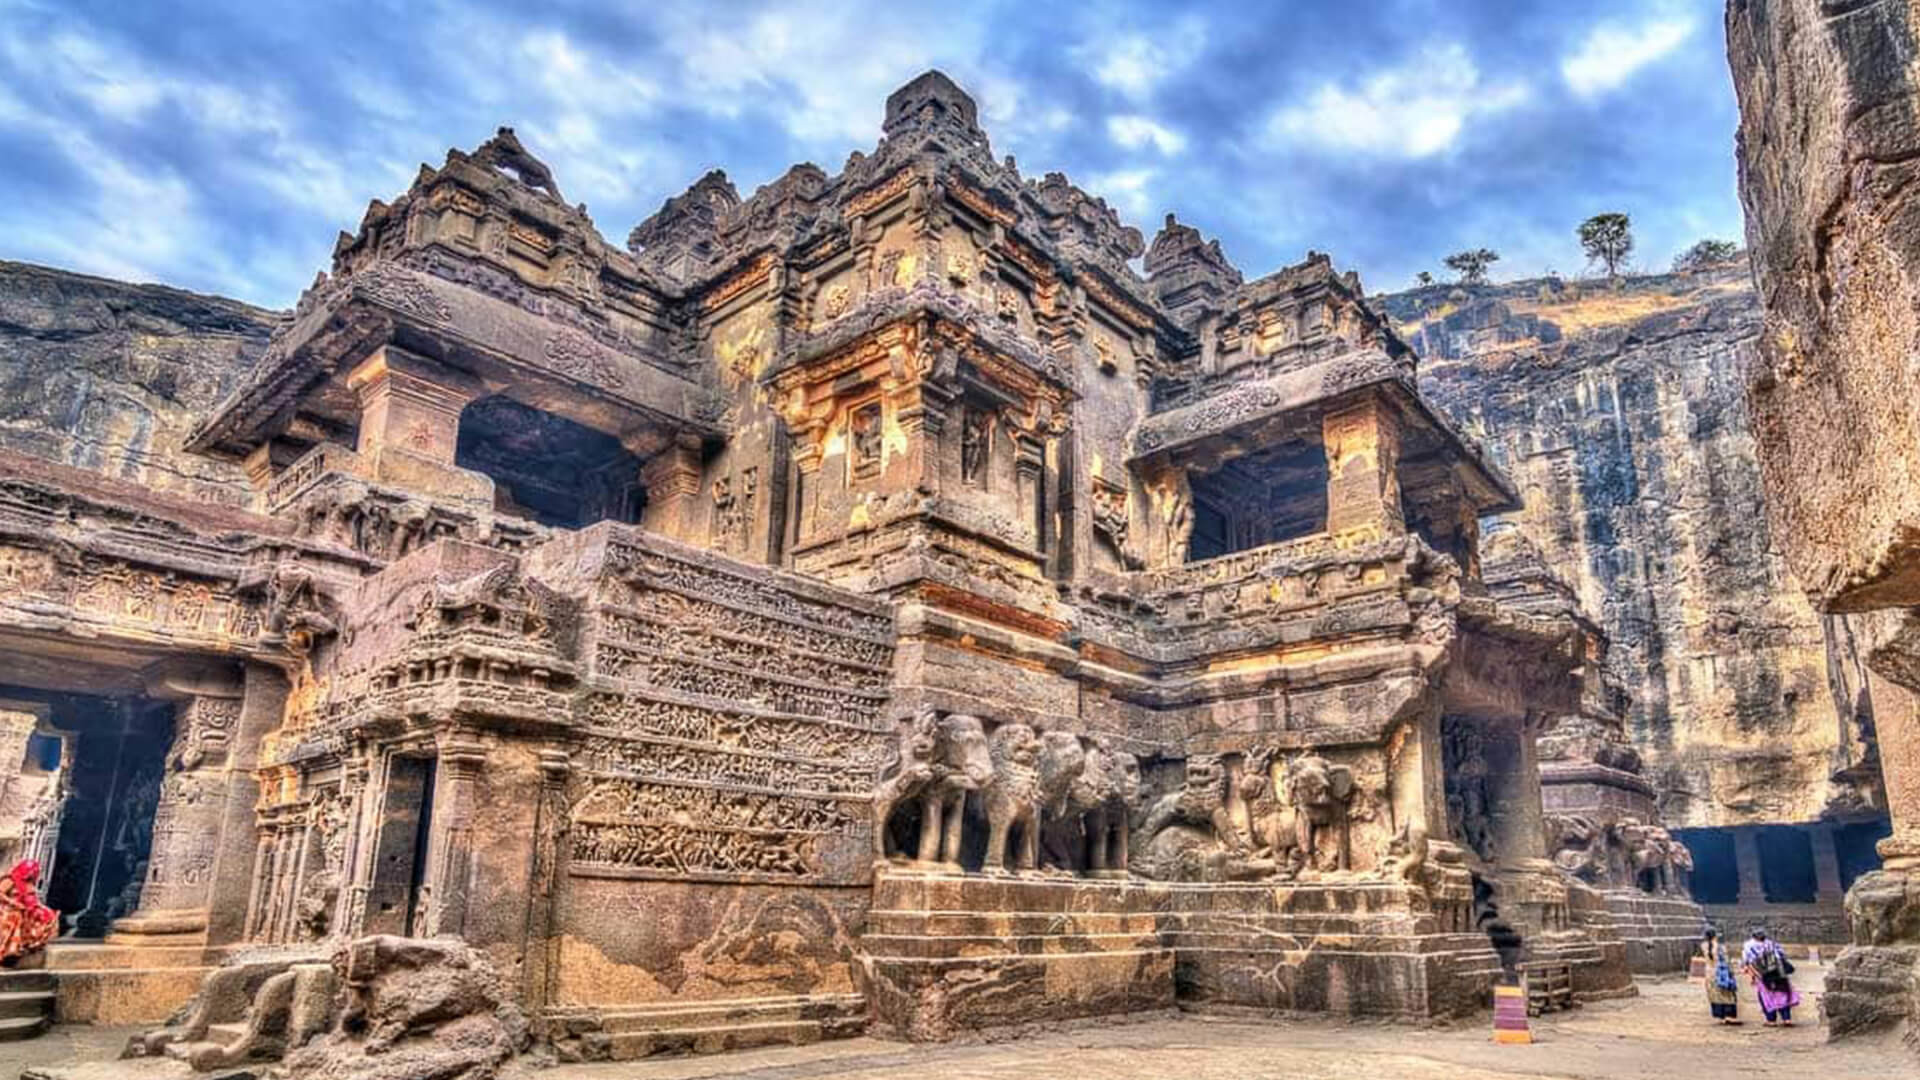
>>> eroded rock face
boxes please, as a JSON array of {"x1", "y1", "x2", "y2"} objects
[
  {"x1": 281, "y1": 935, "x2": 527, "y2": 1080},
  {"x1": 0, "y1": 260, "x2": 276, "y2": 506},
  {"x1": 1385, "y1": 266, "x2": 1879, "y2": 827},
  {"x1": 1728, "y1": 0, "x2": 1920, "y2": 612}
]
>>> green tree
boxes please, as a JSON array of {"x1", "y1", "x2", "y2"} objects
[
  {"x1": 1443, "y1": 249, "x2": 1499, "y2": 286},
  {"x1": 1578, "y1": 213, "x2": 1633, "y2": 279},
  {"x1": 1415, "y1": 271, "x2": 1434, "y2": 287},
  {"x1": 1672, "y1": 238, "x2": 1739, "y2": 271}
]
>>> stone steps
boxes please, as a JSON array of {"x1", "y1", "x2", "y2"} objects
[
  {"x1": 860, "y1": 932, "x2": 1158, "y2": 959},
  {"x1": 571, "y1": 993, "x2": 868, "y2": 1062},
  {"x1": 0, "y1": 971, "x2": 56, "y2": 1041}
]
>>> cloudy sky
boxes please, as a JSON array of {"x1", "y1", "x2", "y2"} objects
[{"x1": 0, "y1": 0, "x2": 1743, "y2": 310}]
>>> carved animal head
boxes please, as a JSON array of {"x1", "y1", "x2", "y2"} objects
[
  {"x1": 1039, "y1": 730, "x2": 1088, "y2": 803},
  {"x1": 938, "y1": 713, "x2": 993, "y2": 789},
  {"x1": 989, "y1": 722, "x2": 1042, "y2": 771},
  {"x1": 1108, "y1": 750, "x2": 1143, "y2": 806},
  {"x1": 1286, "y1": 755, "x2": 1355, "y2": 807}
]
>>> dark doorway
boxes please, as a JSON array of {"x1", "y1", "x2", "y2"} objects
[
  {"x1": 0, "y1": 687, "x2": 170, "y2": 939},
  {"x1": 1756, "y1": 825, "x2": 1817, "y2": 903},
  {"x1": 1675, "y1": 827, "x2": 1738, "y2": 904},
  {"x1": 364, "y1": 754, "x2": 436, "y2": 937},
  {"x1": 1836, "y1": 817, "x2": 1891, "y2": 892}
]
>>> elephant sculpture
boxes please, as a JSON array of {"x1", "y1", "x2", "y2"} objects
[
  {"x1": 1544, "y1": 813, "x2": 1609, "y2": 884},
  {"x1": 1042, "y1": 737, "x2": 1140, "y2": 875},
  {"x1": 1620, "y1": 819, "x2": 1673, "y2": 895},
  {"x1": 1267, "y1": 754, "x2": 1357, "y2": 874},
  {"x1": 887, "y1": 711, "x2": 993, "y2": 869},
  {"x1": 873, "y1": 707, "x2": 941, "y2": 864},
  {"x1": 981, "y1": 722, "x2": 1046, "y2": 873}
]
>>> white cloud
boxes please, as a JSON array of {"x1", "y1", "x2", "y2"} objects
[
  {"x1": 1107, "y1": 115, "x2": 1185, "y2": 155},
  {"x1": 1266, "y1": 44, "x2": 1528, "y2": 159},
  {"x1": 1073, "y1": 18, "x2": 1207, "y2": 101},
  {"x1": 1086, "y1": 168, "x2": 1156, "y2": 219},
  {"x1": 1561, "y1": 17, "x2": 1695, "y2": 98}
]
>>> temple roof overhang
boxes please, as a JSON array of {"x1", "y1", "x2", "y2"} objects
[
  {"x1": 1126, "y1": 347, "x2": 1519, "y2": 515},
  {"x1": 188, "y1": 264, "x2": 725, "y2": 459}
]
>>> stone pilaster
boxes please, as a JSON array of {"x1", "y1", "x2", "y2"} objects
[
  {"x1": 420, "y1": 735, "x2": 487, "y2": 939},
  {"x1": 1812, "y1": 824, "x2": 1846, "y2": 906},
  {"x1": 1322, "y1": 396, "x2": 1404, "y2": 541},
  {"x1": 638, "y1": 431, "x2": 706, "y2": 542},
  {"x1": 522, "y1": 749, "x2": 570, "y2": 1020}
]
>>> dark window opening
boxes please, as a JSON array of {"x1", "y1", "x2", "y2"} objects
[
  {"x1": 1756, "y1": 825, "x2": 1817, "y2": 904},
  {"x1": 24, "y1": 732, "x2": 60, "y2": 772},
  {"x1": 1675, "y1": 827, "x2": 1739, "y2": 904},
  {"x1": 1836, "y1": 818, "x2": 1890, "y2": 892},
  {"x1": 456, "y1": 396, "x2": 646, "y2": 529},
  {"x1": 1184, "y1": 438, "x2": 1328, "y2": 562}
]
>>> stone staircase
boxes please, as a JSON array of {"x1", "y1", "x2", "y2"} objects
[
  {"x1": 551, "y1": 993, "x2": 868, "y2": 1062},
  {"x1": 0, "y1": 970, "x2": 55, "y2": 1041}
]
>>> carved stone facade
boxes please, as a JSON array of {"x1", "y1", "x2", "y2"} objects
[{"x1": 0, "y1": 72, "x2": 1720, "y2": 1067}]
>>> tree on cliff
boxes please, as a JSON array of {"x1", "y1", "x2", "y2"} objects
[
  {"x1": 1578, "y1": 213, "x2": 1633, "y2": 279},
  {"x1": 1672, "y1": 239, "x2": 1739, "y2": 271},
  {"x1": 1443, "y1": 249, "x2": 1499, "y2": 286},
  {"x1": 1415, "y1": 271, "x2": 1434, "y2": 287}
]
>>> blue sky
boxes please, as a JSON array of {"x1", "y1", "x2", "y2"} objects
[{"x1": 0, "y1": 0, "x2": 1743, "y2": 309}]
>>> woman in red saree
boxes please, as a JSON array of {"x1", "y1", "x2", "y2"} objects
[{"x1": 0, "y1": 860, "x2": 56, "y2": 964}]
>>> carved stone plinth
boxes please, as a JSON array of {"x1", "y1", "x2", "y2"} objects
[{"x1": 1824, "y1": 862, "x2": 1920, "y2": 1040}]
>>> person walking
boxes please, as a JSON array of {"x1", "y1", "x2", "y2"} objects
[
  {"x1": 1698, "y1": 928, "x2": 1740, "y2": 1024},
  {"x1": 1741, "y1": 927, "x2": 1801, "y2": 1026}
]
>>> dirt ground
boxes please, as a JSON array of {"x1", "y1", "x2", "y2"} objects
[{"x1": 0, "y1": 964, "x2": 1905, "y2": 1080}]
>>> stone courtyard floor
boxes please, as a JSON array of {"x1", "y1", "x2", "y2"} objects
[{"x1": 0, "y1": 964, "x2": 1905, "y2": 1079}]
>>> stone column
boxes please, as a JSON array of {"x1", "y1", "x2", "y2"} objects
[
  {"x1": 1732, "y1": 827, "x2": 1764, "y2": 905},
  {"x1": 1811, "y1": 823, "x2": 1846, "y2": 906},
  {"x1": 344, "y1": 346, "x2": 491, "y2": 509},
  {"x1": 1322, "y1": 395, "x2": 1404, "y2": 541},
  {"x1": 109, "y1": 668, "x2": 246, "y2": 946}
]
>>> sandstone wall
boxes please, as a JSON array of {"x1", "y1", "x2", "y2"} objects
[
  {"x1": 0, "y1": 260, "x2": 276, "y2": 506},
  {"x1": 1383, "y1": 267, "x2": 1878, "y2": 828}
]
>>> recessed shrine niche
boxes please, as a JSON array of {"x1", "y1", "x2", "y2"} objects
[
  {"x1": 455, "y1": 395, "x2": 647, "y2": 529},
  {"x1": 1185, "y1": 437, "x2": 1330, "y2": 562}
]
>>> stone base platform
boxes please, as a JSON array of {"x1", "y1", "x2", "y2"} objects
[
  {"x1": 1603, "y1": 891, "x2": 1706, "y2": 974},
  {"x1": 856, "y1": 870, "x2": 1554, "y2": 1039},
  {"x1": 41, "y1": 943, "x2": 239, "y2": 1025},
  {"x1": 857, "y1": 871, "x2": 1176, "y2": 1041},
  {"x1": 545, "y1": 993, "x2": 870, "y2": 1062}
]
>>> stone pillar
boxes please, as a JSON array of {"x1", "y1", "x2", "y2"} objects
[
  {"x1": 1732, "y1": 827, "x2": 1764, "y2": 905},
  {"x1": 1811, "y1": 823, "x2": 1846, "y2": 906},
  {"x1": 205, "y1": 664, "x2": 287, "y2": 945},
  {"x1": 344, "y1": 346, "x2": 491, "y2": 508},
  {"x1": 638, "y1": 431, "x2": 706, "y2": 542},
  {"x1": 420, "y1": 734, "x2": 486, "y2": 939},
  {"x1": 1322, "y1": 395, "x2": 1404, "y2": 541},
  {"x1": 109, "y1": 668, "x2": 246, "y2": 945}
]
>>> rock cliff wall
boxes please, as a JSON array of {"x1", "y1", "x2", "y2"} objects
[
  {"x1": 0, "y1": 260, "x2": 276, "y2": 507},
  {"x1": 1383, "y1": 266, "x2": 1881, "y2": 828}
]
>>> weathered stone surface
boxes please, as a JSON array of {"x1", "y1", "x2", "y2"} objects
[
  {"x1": 1727, "y1": 0, "x2": 1920, "y2": 1052},
  {"x1": 1729, "y1": 0, "x2": 1920, "y2": 614},
  {"x1": 1387, "y1": 267, "x2": 1881, "y2": 828},
  {"x1": 0, "y1": 261, "x2": 275, "y2": 506}
]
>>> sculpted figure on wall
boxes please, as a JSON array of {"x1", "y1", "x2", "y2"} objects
[
  {"x1": 1059, "y1": 738, "x2": 1140, "y2": 877},
  {"x1": 874, "y1": 707, "x2": 941, "y2": 865},
  {"x1": 1134, "y1": 754, "x2": 1264, "y2": 882}
]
